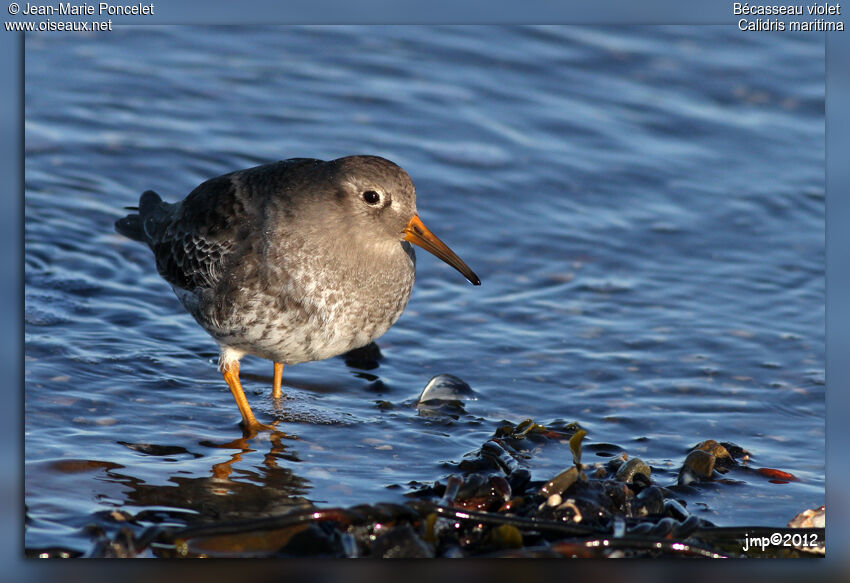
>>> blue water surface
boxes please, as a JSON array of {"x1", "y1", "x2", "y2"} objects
[{"x1": 24, "y1": 26, "x2": 824, "y2": 554}]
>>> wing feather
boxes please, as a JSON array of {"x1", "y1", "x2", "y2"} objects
[{"x1": 146, "y1": 174, "x2": 248, "y2": 291}]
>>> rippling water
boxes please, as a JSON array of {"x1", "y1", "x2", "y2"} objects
[{"x1": 25, "y1": 26, "x2": 824, "y2": 554}]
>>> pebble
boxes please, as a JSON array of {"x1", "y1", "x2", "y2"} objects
[
  {"x1": 663, "y1": 498, "x2": 690, "y2": 521},
  {"x1": 556, "y1": 498, "x2": 583, "y2": 522},
  {"x1": 678, "y1": 450, "x2": 716, "y2": 486},
  {"x1": 416, "y1": 374, "x2": 476, "y2": 404},
  {"x1": 488, "y1": 524, "x2": 523, "y2": 549},
  {"x1": 370, "y1": 524, "x2": 434, "y2": 558},
  {"x1": 787, "y1": 506, "x2": 825, "y2": 529},
  {"x1": 615, "y1": 457, "x2": 651, "y2": 484},
  {"x1": 539, "y1": 466, "x2": 579, "y2": 497},
  {"x1": 694, "y1": 439, "x2": 730, "y2": 459},
  {"x1": 787, "y1": 506, "x2": 825, "y2": 556},
  {"x1": 631, "y1": 485, "x2": 665, "y2": 517}
]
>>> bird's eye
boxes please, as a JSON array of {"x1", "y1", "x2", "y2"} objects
[{"x1": 362, "y1": 190, "x2": 381, "y2": 205}]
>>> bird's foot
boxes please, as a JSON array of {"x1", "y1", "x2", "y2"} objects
[{"x1": 239, "y1": 418, "x2": 277, "y2": 436}]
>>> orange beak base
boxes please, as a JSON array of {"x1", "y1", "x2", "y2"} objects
[{"x1": 403, "y1": 215, "x2": 480, "y2": 285}]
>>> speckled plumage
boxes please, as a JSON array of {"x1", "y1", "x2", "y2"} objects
[
  {"x1": 116, "y1": 155, "x2": 479, "y2": 430},
  {"x1": 119, "y1": 156, "x2": 418, "y2": 364}
]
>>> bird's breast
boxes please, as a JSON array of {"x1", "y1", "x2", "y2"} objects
[
  {"x1": 237, "y1": 240, "x2": 416, "y2": 363},
  {"x1": 303, "y1": 243, "x2": 415, "y2": 341}
]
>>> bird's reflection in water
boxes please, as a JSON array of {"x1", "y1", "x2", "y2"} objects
[
  {"x1": 207, "y1": 426, "x2": 293, "y2": 482},
  {"x1": 99, "y1": 342, "x2": 388, "y2": 526},
  {"x1": 105, "y1": 428, "x2": 313, "y2": 525}
]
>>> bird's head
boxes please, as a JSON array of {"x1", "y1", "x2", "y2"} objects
[{"x1": 322, "y1": 155, "x2": 480, "y2": 285}]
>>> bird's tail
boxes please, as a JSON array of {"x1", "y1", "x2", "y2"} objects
[{"x1": 114, "y1": 190, "x2": 162, "y2": 242}]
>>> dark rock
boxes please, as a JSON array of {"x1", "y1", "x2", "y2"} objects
[
  {"x1": 630, "y1": 485, "x2": 665, "y2": 517},
  {"x1": 602, "y1": 480, "x2": 632, "y2": 511},
  {"x1": 720, "y1": 441, "x2": 751, "y2": 460},
  {"x1": 370, "y1": 524, "x2": 434, "y2": 558},
  {"x1": 91, "y1": 528, "x2": 140, "y2": 558},
  {"x1": 663, "y1": 498, "x2": 690, "y2": 521},
  {"x1": 648, "y1": 516, "x2": 679, "y2": 536},
  {"x1": 454, "y1": 474, "x2": 513, "y2": 511},
  {"x1": 456, "y1": 473, "x2": 487, "y2": 499},
  {"x1": 279, "y1": 523, "x2": 340, "y2": 557},
  {"x1": 457, "y1": 455, "x2": 500, "y2": 473},
  {"x1": 630, "y1": 472, "x2": 653, "y2": 490},
  {"x1": 671, "y1": 515, "x2": 703, "y2": 538},
  {"x1": 605, "y1": 457, "x2": 626, "y2": 475},
  {"x1": 507, "y1": 468, "x2": 531, "y2": 492},
  {"x1": 480, "y1": 440, "x2": 519, "y2": 474},
  {"x1": 489, "y1": 475, "x2": 512, "y2": 501},
  {"x1": 442, "y1": 545, "x2": 465, "y2": 558}
]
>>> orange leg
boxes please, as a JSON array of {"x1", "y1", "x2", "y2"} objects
[
  {"x1": 272, "y1": 362, "x2": 284, "y2": 400},
  {"x1": 221, "y1": 360, "x2": 273, "y2": 432}
]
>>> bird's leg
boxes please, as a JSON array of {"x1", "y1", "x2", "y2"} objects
[
  {"x1": 272, "y1": 362, "x2": 284, "y2": 400},
  {"x1": 221, "y1": 360, "x2": 273, "y2": 432}
]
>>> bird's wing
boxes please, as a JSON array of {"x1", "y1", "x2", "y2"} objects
[
  {"x1": 143, "y1": 158, "x2": 323, "y2": 292},
  {"x1": 145, "y1": 173, "x2": 254, "y2": 292}
]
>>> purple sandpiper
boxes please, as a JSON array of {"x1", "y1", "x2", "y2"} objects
[{"x1": 116, "y1": 156, "x2": 480, "y2": 431}]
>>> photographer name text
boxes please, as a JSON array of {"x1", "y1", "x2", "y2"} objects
[{"x1": 19, "y1": 2, "x2": 153, "y2": 15}]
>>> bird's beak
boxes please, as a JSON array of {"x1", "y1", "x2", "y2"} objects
[{"x1": 403, "y1": 215, "x2": 481, "y2": 285}]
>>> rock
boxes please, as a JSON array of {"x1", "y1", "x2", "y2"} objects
[
  {"x1": 720, "y1": 441, "x2": 751, "y2": 460},
  {"x1": 630, "y1": 485, "x2": 665, "y2": 517},
  {"x1": 488, "y1": 524, "x2": 523, "y2": 549},
  {"x1": 442, "y1": 545, "x2": 464, "y2": 558},
  {"x1": 507, "y1": 469, "x2": 531, "y2": 492},
  {"x1": 788, "y1": 506, "x2": 825, "y2": 529},
  {"x1": 605, "y1": 457, "x2": 625, "y2": 475},
  {"x1": 615, "y1": 458, "x2": 651, "y2": 484},
  {"x1": 694, "y1": 439, "x2": 730, "y2": 459},
  {"x1": 603, "y1": 480, "x2": 631, "y2": 510},
  {"x1": 787, "y1": 506, "x2": 825, "y2": 556},
  {"x1": 456, "y1": 473, "x2": 486, "y2": 500},
  {"x1": 417, "y1": 374, "x2": 475, "y2": 404},
  {"x1": 539, "y1": 467, "x2": 579, "y2": 497},
  {"x1": 416, "y1": 375, "x2": 476, "y2": 417},
  {"x1": 678, "y1": 450, "x2": 716, "y2": 486},
  {"x1": 663, "y1": 498, "x2": 689, "y2": 521},
  {"x1": 370, "y1": 524, "x2": 434, "y2": 558},
  {"x1": 479, "y1": 440, "x2": 519, "y2": 474},
  {"x1": 489, "y1": 476, "x2": 512, "y2": 501},
  {"x1": 278, "y1": 523, "x2": 339, "y2": 557}
]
